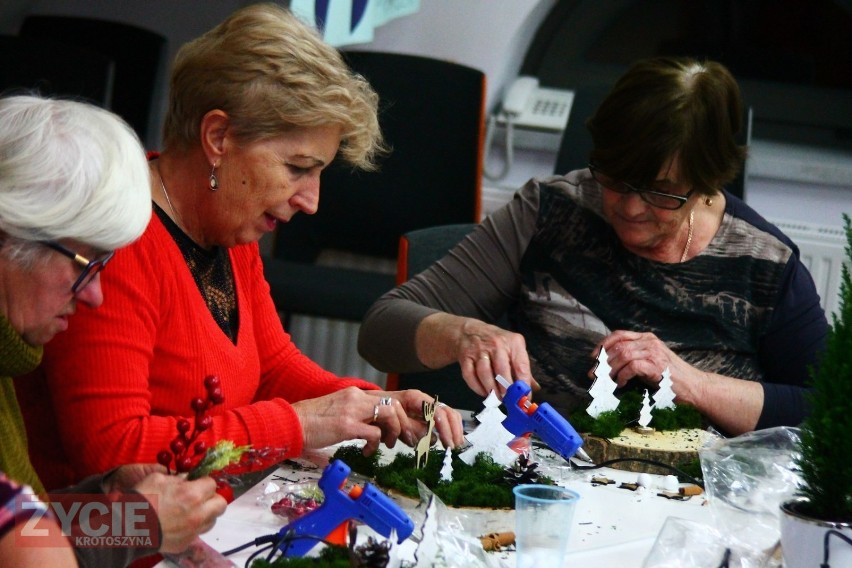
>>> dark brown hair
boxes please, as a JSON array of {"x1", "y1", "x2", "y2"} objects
[{"x1": 587, "y1": 57, "x2": 747, "y2": 195}]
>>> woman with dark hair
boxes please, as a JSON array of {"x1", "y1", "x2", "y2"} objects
[{"x1": 359, "y1": 57, "x2": 828, "y2": 436}]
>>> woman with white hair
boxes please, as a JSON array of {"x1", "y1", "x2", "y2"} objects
[{"x1": 0, "y1": 95, "x2": 226, "y2": 567}]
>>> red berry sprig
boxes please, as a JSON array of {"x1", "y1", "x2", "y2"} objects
[{"x1": 157, "y1": 375, "x2": 225, "y2": 474}]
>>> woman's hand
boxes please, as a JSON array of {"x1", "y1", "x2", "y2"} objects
[
  {"x1": 593, "y1": 330, "x2": 699, "y2": 393},
  {"x1": 592, "y1": 329, "x2": 764, "y2": 435},
  {"x1": 129, "y1": 469, "x2": 227, "y2": 554},
  {"x1": 292, "y1": 387, "x2": 464, "y2": 456},
  {"x1": 370, "y1": 389, "x2": 465, "y2": 450},
  {"x1": 418, "y1": 313, "x2": 538, "y2": 397}
]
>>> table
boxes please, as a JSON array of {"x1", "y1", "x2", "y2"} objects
[{"x1": 193, "y1": 441, "x2": 713, "y2": 567}]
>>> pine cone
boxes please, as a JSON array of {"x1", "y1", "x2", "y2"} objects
[
  {"x1": 352, "y1": 537, "x2": 391, "y2": 567},
  {"x1": 503, "y1": 453, "x2": 542, "y2": 487}
]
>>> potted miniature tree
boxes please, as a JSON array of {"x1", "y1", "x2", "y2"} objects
[{"x1": 780, "y1": 214, "x2": 852, "y2": 567}]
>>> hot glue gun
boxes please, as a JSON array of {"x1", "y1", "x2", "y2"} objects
[
  {"x1": 497, "y1": 375, "x2": 593, "y2": 464},
  {"x1": 277, "y1": 459, "x2": 414, "y2": 557}
]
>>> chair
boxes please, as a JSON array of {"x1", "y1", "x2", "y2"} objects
[
  {"x1": 385, "y1": 223, "x2": 483, "y2": 410},
  {"x1": 0, "y1": 34, "x2": 114, "y2": 106},
  {"x1": 18, "y1": 15, "x2": 167, "y2": 146},
  {"x1": 264, "y1": 51, "x2": 485, "y2": 326},
  {"x1": 554, "y1": 86, "x2": 753, "y2": 200},
  {"x1": 552, "y1": 85, "x2": 611, "y2": 176}
]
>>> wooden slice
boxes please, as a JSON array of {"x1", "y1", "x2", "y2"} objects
[{"x1": 581, "y1": 428, "x2": 714, "y2": 475}]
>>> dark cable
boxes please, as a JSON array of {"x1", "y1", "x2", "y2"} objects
[
  {"x1": 717, "y1": 547, "x2": 731, "y2": 568},
  {"x1": 220, "y1": 534, "x2": 279, "y2": 557},
  {"x1": 244, "y1": 543, "x2": 275, "y2": 568},
  {"x1": 227, "y1": 527, "x2": 344, "y2": 567},
  {"x1": 571, "y1": 457, "x2": 704, "y2": 487},
  {"x1": 821, "y1": 528, "x2": 852, "y2": 568}
]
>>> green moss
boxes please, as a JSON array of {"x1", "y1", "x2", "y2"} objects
[
  {"x1": 570, "y1": 409, "x2": 624, "y2": 438},
  {"x1": 616, "y1": 390, "x2": 643, "y2": 424},
  {"x1": 650, "y1": 404, "x2": 702, "y2": 430},
  {"x1": 330, "y1": 444, "x2": 382, "y2": 478},
  {"x1": 675, "y1": 458, "x2": 703, "y2": 484},
  {"x1": 332, "y1": 446, "x2": 553, "y2": 508},
  {"x1": 250, "y1": 544, "x2": 350, "y2": 567},
  {"x1": 569, "y1": 389, "x2": 702, "y2": 437}
]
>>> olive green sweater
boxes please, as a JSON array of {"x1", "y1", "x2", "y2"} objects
[
  {"x1": 1, "y1": 314, "x2": 160, "y2": 566},
  {"x1": 0, "y1": 313, "x2": 45, "y2": 496}
]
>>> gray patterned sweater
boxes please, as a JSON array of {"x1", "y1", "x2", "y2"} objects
[{"x1": 359, "y1": 169, "x2": 829, "y2": 431}]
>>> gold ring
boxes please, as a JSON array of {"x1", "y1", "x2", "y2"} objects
[
  {"x1": 370, "y1": 404, "x2": 379, "y2": 423},
  {"x1": 379, "y1": 397, "x2": 393, "y2": 406},
  {"x1": 480, "y1": 354, "x2": 491, "y2": 361}
]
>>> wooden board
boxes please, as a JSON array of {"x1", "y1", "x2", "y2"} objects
[{"x1": 582, "y1": 428, "x2": 714, "y2": 475}]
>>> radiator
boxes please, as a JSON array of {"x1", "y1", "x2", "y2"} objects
[
  {"x1": 774, "y1": 219, "x2": 847, "y2": 318},
  {"x1": 287, "y1": 315, "x2": 386, "y2": 386},
  {"x1": 284, "y1": 250, "x2": 394, "y2": 387}
]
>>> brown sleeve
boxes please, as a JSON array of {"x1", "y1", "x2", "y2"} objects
[
  {"x1": 358, "y1": 179, "x2": 542, "y2": 372},
  {"x1": 55, "y1": 474, "x2": 162, "y2": 568}
]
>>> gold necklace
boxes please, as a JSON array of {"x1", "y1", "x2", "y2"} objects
[
  {"x1": 680, "y1": 208, "x2": 695, "y2": 263},
  {"x1": 155, "y1": 162, "x2": 187, "y2": 233}
]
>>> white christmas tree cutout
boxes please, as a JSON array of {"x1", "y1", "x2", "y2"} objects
[
  {"x1": 439, "y1": 447, "x2": 453, "y2": 482},
  {"x1": 458, "y1": 390, "x2": 518, "y2": 467},
  {"x1": 585, "y1": 345, "x2": 676, "y2": 428},
  {"x1": 638, "y1": 388, "x2": 653, "y2": 428},
  {"x1": 586, "y1": 346, "x2": 621, "y2": 418},
  {"x1": 654, "y1": 367, "x2": 676, "y2": 409}
]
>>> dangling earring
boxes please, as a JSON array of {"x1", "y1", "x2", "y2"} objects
[
  {"x1": 704, "y1": 196, "x2": 713, "y2": 207},
  {"x1": 209, "y1": 164, "x2": 219, "y2": 191}
]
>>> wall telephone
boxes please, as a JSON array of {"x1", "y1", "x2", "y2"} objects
[
  {"x1": 500, "y1": 76, "x2": 574, "y2": 132},
  {"x1": 484, "y1": 76, "x2": 574, "y2": 181}
]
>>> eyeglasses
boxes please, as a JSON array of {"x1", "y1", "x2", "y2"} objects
[
  {"x1": 588, "y1": 163, "x2": 695, "y2": 210},
  {"x1": 42, "y1": 241, "x2": 115, "y2": 294}
]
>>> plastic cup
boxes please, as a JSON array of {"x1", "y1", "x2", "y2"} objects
[{"x1": 513, "y1": 484, "x2": 579, "y2": 568}]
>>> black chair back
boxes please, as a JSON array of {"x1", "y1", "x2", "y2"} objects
[
  {"x1": 19, "y1": 15, "x2": 167, "y2": 145},
  {"x1": 0, "y1": 34, "x2": 114, "y2": 106},
  {"x1": 389, "y1": 223, "x2": 483, "y2": 410},
  {"x1": 267, "y1": 51, "x2": 485, "y2": 323}
]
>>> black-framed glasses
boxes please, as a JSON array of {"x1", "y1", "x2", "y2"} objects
[
  {"x1": 42, "y1": 241, "x2": 115, "y2": 294},
  {"x1": 588, "y1": 163, "x2": 695, "y2": 210}
]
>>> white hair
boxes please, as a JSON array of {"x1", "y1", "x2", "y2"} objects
[{"x1": 0, "y1": 95, "x2": 151, "y2": 254}]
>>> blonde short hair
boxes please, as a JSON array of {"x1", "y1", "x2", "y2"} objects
[{"x1": 163, "y1": 3, "x2": 384, "y2": 170}]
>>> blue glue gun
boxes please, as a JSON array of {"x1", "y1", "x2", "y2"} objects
[
  {"x1": 277, "y1": 459, "x2": 414, "y2": 557},
  {"x1": 499, "y1": 376, "x2": 590, "y2": 462}
]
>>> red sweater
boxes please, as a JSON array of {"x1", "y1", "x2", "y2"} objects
[{"x1": 18, "y1": 213, "x2": 377, "y2": 490}]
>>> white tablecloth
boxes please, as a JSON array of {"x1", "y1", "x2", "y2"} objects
[{"x1": 194, "y1": 442, "x2": 713, "y2": 567}]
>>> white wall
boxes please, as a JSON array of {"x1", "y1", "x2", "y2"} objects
[
  {"x1": 346, "y1": 0, "x2": 555, "y2": 113},
  {"x1": 3, "y1": 0, "x2": 554, "y2": 146},
  {"x1": 4, "y1": 0, "x2": 851, "y2": 228},
  {"x1": 338, "y1": 1, "x2": 852, "y2": 230}
]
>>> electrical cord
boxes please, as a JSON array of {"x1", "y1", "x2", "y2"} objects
[
  {"x1": 822, "y1": 528, "x2": 852, "y2": 568},
  {"x1": 482, "y1": 112, "x2": 514, "y2": 181},
  {"x1": 570, "y1": 456, "x2": 705, "y2": 488},
  {"x1": 220, "y1": 534, "x2": 281, "y2": 557},
  {"x1": 221, "y1": 526, "x2": 341, "y2": 568}
]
